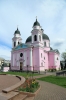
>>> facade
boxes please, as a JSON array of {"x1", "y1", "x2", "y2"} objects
[{"x1": 11, "y1": 18, "x2": 60, "y2": 72}]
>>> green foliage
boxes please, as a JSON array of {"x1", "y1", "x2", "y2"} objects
[
  {"x1": 48, "y1": 69, "x2": 56, "y2": 72},
  {"x1": 19, "y1": 79, "x2": 40, "y2": 93},
  {"x1": 0, "y1": 71, "x2": 40, "y2": 78},
  {"x1": 38, "y1": 75, "x2": 66, "y2": 88},
  {"x1": 61, "y1": 52, "x2": 66, "y2": 60}
]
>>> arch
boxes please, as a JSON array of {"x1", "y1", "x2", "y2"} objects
[
  {"x1": 44, "y1": 42, "x2": 46, "y2": 47},
  {"x1": 18, "y1": 41, "x2": 19, "y2": 45},
  {"x1": 34, "y1": 35, "x2": 37, "y2": 41},
  {"x1": 14, "y1": 42, "x2": 16, "y2": 47}
]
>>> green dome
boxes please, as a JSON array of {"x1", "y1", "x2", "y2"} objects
[
  {"x1": 14, "y1": 28, "x2": 20, "y2": 34},
  {"x1": 26, "y1": 36, "x2": 32, "y2": 43},
  {"x1": 50, "y1": 47, "x2": 53, "y2": 50},
  {"x1": 42, "y1": 34, "x2": 49, "y2": 40},
  {"x1": 25, "y1": 34, "x2": 49, "y2": 43},
  {"x1": 33, "y1": 19, "x2": 40, "y2": 27}
]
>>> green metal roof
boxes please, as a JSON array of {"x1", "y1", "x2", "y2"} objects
[
  {"x1": 50, "y1": 47, "x2": 53, "y2": 50},
  {"x1": 33, "y1": 19, "x2": 40, "y2": 27},
  {"x1": 14, "y1": 43, "x2": 30, "y2": 50},
  {"x1": 14, "y1": 28, "x2": 20, "y2": 34}
]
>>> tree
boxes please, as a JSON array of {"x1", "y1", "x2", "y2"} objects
[
  {"x1": 61, "y1": 52, "x2": 66, "y2": 61},
  {"x1": 61, "y1": 52, "x2": 66, "y2": 70}
]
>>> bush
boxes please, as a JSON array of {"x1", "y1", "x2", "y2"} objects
[{"x1": 19, "y1": 78, "x2": 40, "y2": 93}]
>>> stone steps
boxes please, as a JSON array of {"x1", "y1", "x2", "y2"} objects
[
  {"x1": 24, "y1": 96, "x2": 34, "y2": 100},
  {"x1": 10, "y1": 93, "x2": 27, "y2": 100},
  {"x1": 0, "y1": 91, "x2": 19, "y2": 100}
]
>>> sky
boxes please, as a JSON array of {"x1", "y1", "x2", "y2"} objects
[{"x1": 0, "y1": 0, "x2": 66, "y2": 60}]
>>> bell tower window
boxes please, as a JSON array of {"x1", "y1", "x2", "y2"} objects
[
  {"x1": 44, "y1": 42, "x2": 46, "y2": 47},
  {"x1": 34, "y1": 35, "x2": 37, "y2": 41},
  {"x1": 14, "y1": 42, "x2": 16, "y2": 47},
  {"x1": 18, "y1": 42, "x2": 19, "y2": 45}
]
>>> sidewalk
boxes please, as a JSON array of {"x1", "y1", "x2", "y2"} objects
[{"x1": 33, "y1": 72, "x2": 66, "y2": 100}]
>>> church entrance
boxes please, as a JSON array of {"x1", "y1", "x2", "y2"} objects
[{"x1": 20, "y1": 62, "x2": 23, "y2": 70}]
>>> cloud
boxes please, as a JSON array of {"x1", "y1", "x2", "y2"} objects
[
  {"x1": 0, "y1": 45, "x2": 11, "y2": 60},
  {"x1": 53, "y1": 38, "x2": 65, "y2": 47},
  {"x1": 0, "y1": 0, "x2": 66, "y2": 57}
]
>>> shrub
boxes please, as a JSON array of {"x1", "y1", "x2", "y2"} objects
[{"x1": 19, "y1": 78, "x2": 39, "y2": 93}]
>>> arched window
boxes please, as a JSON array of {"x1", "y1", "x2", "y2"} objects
[
  {"x1": 14, "y1": 42, "x2": 16, "y2": 47},
  {"x1": 57, "y1": 57, "x2": 58, "y2": 60},
  {"x1": 34, "y1": 35, "x2": 37, "y2": 41},
  {"x1": 41, "y1": 53, "x2": 42, "y2": 58},
  {"x1": 20, "y1": 53, "x2": 23, "y2": 57},
  {"x1": 39, "y1": 35, "x2": 41, "y2": 41},
  {"x1": 18, "y1": 41, "x2": 19, "y2": 45},
  {"x1": 44, "y1": 42, "x2": 46, "y2": 47},
  {"x1": 41, "y1": 62, "x2": 43, "y2": 66},
  {"x1": 44, "y1": 57, "x2": 45, "y2": 60}
]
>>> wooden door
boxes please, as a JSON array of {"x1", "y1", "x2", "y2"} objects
[{"x1": 20, "y1": 62, "x2": 22, "y2": 70}]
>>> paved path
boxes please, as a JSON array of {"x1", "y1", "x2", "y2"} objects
[
  {"x1": 0, "y1": 75, "x2": 20, "y2": 92},
  {"x1": 33, "y1": 73, "x2": 66, "y2": 100}
]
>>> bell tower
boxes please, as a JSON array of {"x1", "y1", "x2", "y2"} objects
[
  {"x1": 31, "y1": 17, "x2": 43, "y2": 47},
  {"x1": 12, "y1": 27, "x2": 22, "y2": 48}
]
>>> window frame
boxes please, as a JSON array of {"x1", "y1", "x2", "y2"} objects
[{"x1": 34, "y1": 35, "x2": 37, "y2": 41}]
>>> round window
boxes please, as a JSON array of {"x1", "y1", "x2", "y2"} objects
[{"x1": 20, "y1": 53, "x2": 23, "y2": 57}]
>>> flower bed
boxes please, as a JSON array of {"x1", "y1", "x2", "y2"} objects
[{"x1": 19, "y1": 78, "x2": 40, "y2": 93}]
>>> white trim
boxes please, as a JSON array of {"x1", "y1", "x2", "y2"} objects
[
  {"x1": 24, "y1": 52, "x2": 26, "y2": 66},
  {"x1": 30, "y1": 48, "x2": 32, "y2": 66},
  {"x1": 13, "y1": 54, "x2": 14, "y2": 66}
]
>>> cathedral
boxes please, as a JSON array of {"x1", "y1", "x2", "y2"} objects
[{"x1": 11, "y1": 18, "x2": 60, "y2": 72}]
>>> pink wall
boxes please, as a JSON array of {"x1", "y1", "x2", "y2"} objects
[
  {"x1": 3, "y1": 67, "x2": 9, "y2": 72},
  {"x1": 44, "y1": 47, "x2": 50, "y2": 51},
  {"x1": 33, "y1": 47, "x2": 39, "y2": 71},
  {"x1": 48, "y1": 52, "x2": 55, "y2": 69},
  {"x1": 55, "y1": 53, "x2": 60, "y2": 70},
  {"x1": 44, "y1": 52, "x2": 48, "y2": 70}
]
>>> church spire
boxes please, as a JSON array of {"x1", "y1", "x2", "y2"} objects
[
  {"x1": 33, "y1": 16, "x2": 40, "y2": 27},
  {"x1": 36, "y1": 16, "x2": 37, "y2": 22}
]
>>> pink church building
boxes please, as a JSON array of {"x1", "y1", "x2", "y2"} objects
[{"x1": 11, "y1": 18, "x2": 60, "y2": 72}]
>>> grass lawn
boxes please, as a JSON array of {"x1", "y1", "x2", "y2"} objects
[
  {"x1": 38, "y1": 75, "x2": 66, "y2": 88},
  {"x1": 0, "y1": 71, "x2": 40, "y2": 78}
]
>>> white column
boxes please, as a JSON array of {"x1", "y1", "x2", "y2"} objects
[
  {"x1": 37, "y1": 34, "x2": 39, "y2": 41},
  {"x1": 16, "y1": 40, "x2": 18, "y2": 46},
  {"x1": 13, "y1": 54, "x2": 14, "y2": 66},
  {"x1": 24, "y1": 52, "x2": 26, "y2": 66},
  {"x1": 30, "y1": 48, "x2": 32, "y2": 66},
  {"x1": 17, "y1": 53, "x2": 19, "y2": 66},
  {"x1": 32, "y1": 35, "x2": 33, "y2": 43}
]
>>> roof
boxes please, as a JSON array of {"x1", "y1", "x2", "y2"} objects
[
  {"x1": 25, "y1": 33, "x2": 50, "y2": 43},
  {"x1": 54, "y1": 49, "x2": 60, "y2": 54},
  {"x1": 33, "y1": 18, "x2": 40, "y2": 27},
  {"x1": 49, "y1": 49, "x2": 60, "y2": 54},
  {"x1": 50, "y1": 47, "x2": 53, "y2": 50},
  {"x1": 13, "y1": 43, "x2": 30, "y2": 50},
  {"x1": 14, "y1": 27, "x2": 20, "y2": 35}
]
